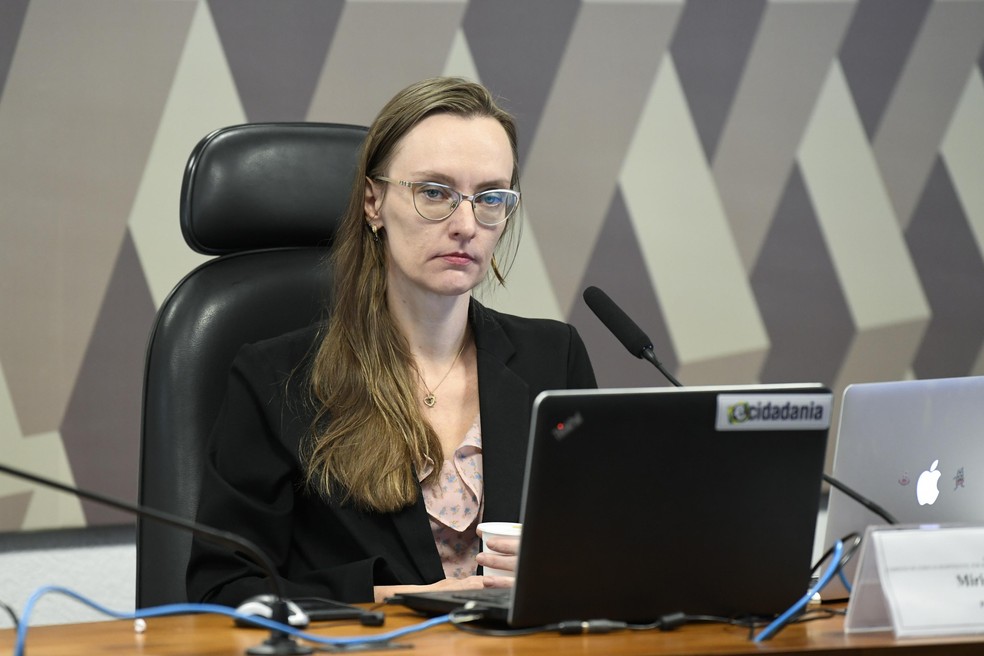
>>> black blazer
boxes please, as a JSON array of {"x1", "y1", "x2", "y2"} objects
[{"x1": 186, "y1": 299, "x2": 596, "y2": 605}]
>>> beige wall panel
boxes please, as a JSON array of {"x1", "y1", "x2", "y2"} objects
[
  {"x1": 623, "y1": 55, "x2": 767, "y2": 371},
  {"x1": 0, "y1": 361, "x2": 83, "y2": 532},
  {"x1": 0, "y1": 492, "x2": 31, "y2": 533},
  {"x1": 799, "y1": 63, "x2": 930, "y2": 330},
  {"x1": 675, "y1": 350, "x2": 768, "y2": 388},
  {"x1": 713, "y1": 0, "x2": 855, "y2": 271},
  {"x1": 874, "y1": 0, "x2": 984, "y2": 229},
  {"x1": 522, "y1": 1, "x2": 682, "y2": 313},
  {"x1": 442, "y1": 28, "x2": 479, "y2": 81},
  {"x1": 941, "y1": 68, "x2": 984, "y2": 258},
  {"x1": 129, "y1": 1, "x2": 243, "y2": 306},
  {"x1": 0, "y1": 0, "x2": 195, "y2": 434},
  {"x1": 833, "y1": 319, "x2": 929, "y2": 392},
  {"x1": 973, "y1": 346, "x2": 984, "y2": 376},
  {"x1": 307, "y1": 0, "x2": 467, "y2": 124}
]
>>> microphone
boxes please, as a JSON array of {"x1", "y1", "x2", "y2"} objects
[
  {"x1": 0, "y1": 462, "x2": 313, "y2": 655},
  {"x1": 580, "y1": 286, "x2": 897, "y2": 526},
  {"x1": 582, "y1": 285, "x2": 682, "y2": 387}
]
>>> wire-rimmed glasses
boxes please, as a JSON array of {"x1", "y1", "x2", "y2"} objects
[{"x1": 374, "y1": 176, "x2": 519, "y2": 226}]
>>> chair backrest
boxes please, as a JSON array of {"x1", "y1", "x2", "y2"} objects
[{"x1": 136, "y1": 122, "x2": 367, "y2": 608}]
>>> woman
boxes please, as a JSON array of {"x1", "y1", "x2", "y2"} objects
[{"x1": 186, "y1": 77, "x2": 596, "y2": 605}]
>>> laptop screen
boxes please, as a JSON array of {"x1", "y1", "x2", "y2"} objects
[
  {"x1": 821, "y1": 375, "x2": 984, "y2": 600},
  {"x1": 505, "y1": 384, "x2": 831, "y2": 626},
  {"x1": 397, "y1": 383, "x2": 831, "y2": 626}
]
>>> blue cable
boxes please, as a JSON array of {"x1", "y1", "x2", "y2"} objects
[
  {"x1": 752, "y1": 539, "x2": 844, "y2": 642},
  {"x1": 838, "y1": 567, "x2": 853, "y2": 594},
  {"x1": 14, "y1": 585, "x2": 450, "y2": 656}
]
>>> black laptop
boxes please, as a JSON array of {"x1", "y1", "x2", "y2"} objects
[{"x1": 398, "y1": 384, "x2": 832, "y2": 627}]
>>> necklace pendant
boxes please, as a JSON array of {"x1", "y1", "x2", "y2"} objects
[{"x1": 423, "y1": 394, "x2": 436, "y2": 408}]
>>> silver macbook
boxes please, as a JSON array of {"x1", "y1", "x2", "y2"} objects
[
  {"x1": 399, "y1": 383, "x2": 832, "y2": 627},
  {"x1": 821, "y1": 375, "x2": 984, "y2": 601}
]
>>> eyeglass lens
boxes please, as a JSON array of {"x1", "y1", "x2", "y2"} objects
[{"x1": 412, "y1": 183, "x2": 517, "y2": 225}]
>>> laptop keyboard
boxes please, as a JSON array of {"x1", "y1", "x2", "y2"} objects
[{"x1": 448, "y1": 588, "x2": 513, "y2": 605}]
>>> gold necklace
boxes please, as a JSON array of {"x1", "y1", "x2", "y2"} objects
[{"x1": 418, "y1": 337, "x2": 467, "y2": 408}]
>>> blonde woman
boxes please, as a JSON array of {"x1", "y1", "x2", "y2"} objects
[{"x1": 187, "y1": 77, "x2": 596, "y2": 605}]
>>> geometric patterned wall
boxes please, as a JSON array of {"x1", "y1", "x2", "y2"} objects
[{"x1": 1, "y1": 0, "x2": 982, "y2": 532}]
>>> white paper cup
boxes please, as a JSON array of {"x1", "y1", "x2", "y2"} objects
[{"x1": 477, "y1": 522, "x2": 522, "y2": 577}]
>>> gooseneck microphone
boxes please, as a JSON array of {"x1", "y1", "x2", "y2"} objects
[
  {"x1": 582, "y1": 286, "x2": 682, "y2": 387},
  {"x1": 581, "y1": 286, "x2": 897, "y2": 526},
  {"x1": 0, "y1": 462, "x2": 313, "y2": 655}
]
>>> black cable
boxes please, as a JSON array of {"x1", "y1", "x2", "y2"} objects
[
  {"x1": 449, "y1": 609, "x2": 632, "y2": 637},
  {"x1": 1, "y1": 599, "x2": 19, "y2": 630},
  {"x1": 811, "y1": 532, "x2": 862, "y2": 578},
  {"x1": 823, "y1": 474, "x2": 897, "y2": 525},
  {"x1": 450, "y1": 609, "x2": 702, "y2": 637},
  {"x1": 679, "y1": 613, "x2": 760, "y2": 628},
  {"x1": 800, "y1": 608, "x2": 846, "y2": 620},
  {"x1": 748, "y1": 606, "x2": 844, "y2": 642}
]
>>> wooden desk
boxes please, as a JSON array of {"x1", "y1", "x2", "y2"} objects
[{"x1": 2, "y1": 605, "x2": 982, "y2": 655}]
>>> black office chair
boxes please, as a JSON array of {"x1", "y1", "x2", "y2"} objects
[{"x1": 136, "y1": 122, "x2": 368, "y2": 608}]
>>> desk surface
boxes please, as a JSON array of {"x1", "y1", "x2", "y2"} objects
[{"x1": 3, "y1": 604, "x2": 984, "y2": 656}]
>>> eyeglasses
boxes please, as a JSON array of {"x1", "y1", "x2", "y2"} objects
[{"x1": 374, "y1": 176, "x2": 520, "y2": 226}]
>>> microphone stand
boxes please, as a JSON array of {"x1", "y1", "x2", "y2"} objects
[
  {"x1": 640, "y1": 346, "x2": 682, "y2": 388},
  {"x1": 0, "y1": 462, "x2": 312, "y2": 655},
  {"x1": 821, "y1": 472, "x2": 897, "y2": 525}
]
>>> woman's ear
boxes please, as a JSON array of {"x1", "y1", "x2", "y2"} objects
[{"x1": 364, "y1": 176, "x2": 383, "y2": 223}]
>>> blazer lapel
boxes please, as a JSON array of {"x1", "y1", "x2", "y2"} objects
[{"x1": 471, "y1": 301, "x2": 530, "y2": 522}]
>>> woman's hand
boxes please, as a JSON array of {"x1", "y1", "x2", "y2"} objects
[
  {"x1": 476, "y1": 534, "x2": 520, "y2": 576},
  {"x1": 373, "y1": 573, "x2": 513, "y2": 604}
]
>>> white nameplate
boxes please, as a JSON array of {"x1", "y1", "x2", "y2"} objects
[{"x1": 845, "y1": 524, "x2": 984, "y2": 637}]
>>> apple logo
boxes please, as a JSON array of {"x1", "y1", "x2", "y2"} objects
[{"x1": 916, "y1": 459, "x2": 942, "y2": 506}]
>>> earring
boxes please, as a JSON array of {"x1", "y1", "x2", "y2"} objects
[{"x1": 370, "y1": 223, "x2": 380, "y2": 243}]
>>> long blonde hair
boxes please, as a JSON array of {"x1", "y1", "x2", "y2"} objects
[{"x1": 302, "y1": 77, "x2": 521, "y2": 512}]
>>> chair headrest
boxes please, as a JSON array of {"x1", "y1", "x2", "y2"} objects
[{"x1": 180, "y1": 122, "x2": 368, "y2": 255}]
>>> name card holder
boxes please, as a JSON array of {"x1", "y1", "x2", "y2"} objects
[{"x1": 845, "y1": 523, "x2": 984, "y2": 638}]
